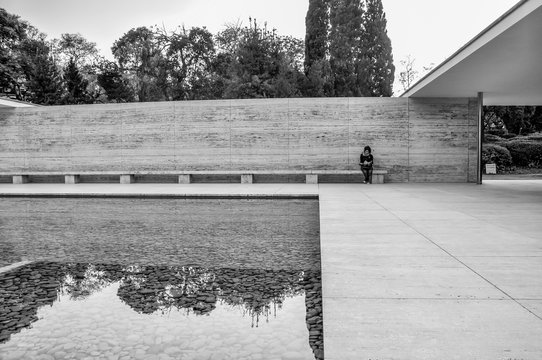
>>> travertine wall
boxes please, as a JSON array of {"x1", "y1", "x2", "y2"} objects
[{"x1": 0, "y1": 97, "x2": 478, "y2": 182}]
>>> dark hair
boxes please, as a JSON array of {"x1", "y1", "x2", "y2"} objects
[{"x1": 364, "y1": 145, "x2": 372, "y2": 153}]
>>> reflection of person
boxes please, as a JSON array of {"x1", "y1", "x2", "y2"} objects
[{"x1": 359, "y1": 146, "x2": 374, "y2": 184}]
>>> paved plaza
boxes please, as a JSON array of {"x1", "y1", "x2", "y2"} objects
[{"x1": 1, "y1": 180, "x2": 541, "y2": 359}]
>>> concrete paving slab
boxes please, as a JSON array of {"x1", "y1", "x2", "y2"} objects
[
  {"x1": 389, "y1": 210, "x2": 477, "y2": 221},
  {"x1": 428, "y1": 231, "x2": 542, "y2": 256},
  {"x1": 457, "y1": 256, "x2": 542, "y2": 299},
  {"x1": 318, "y1": 181, "x2": 542, "y2": 359},
  {"x1": 520, "y1": 300, "x2": 542, "y2": 318},
  {"x1": 322, "y1": 256, "x2": 507, "y2": 300},
  {"x1": 323, "y1": 298, "x2": 542, "y2": 360},
  {"x1": 320, "y1": 233, "x2": 446, "y2": 257}
]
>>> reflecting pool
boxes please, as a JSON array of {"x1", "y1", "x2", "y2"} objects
[{"x1": 0, "y1": 198, "x2": 323, "y2": 359}]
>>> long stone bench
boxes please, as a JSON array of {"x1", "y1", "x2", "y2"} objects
[{"x1": 3, "y1": 170, "x2": 388, "y2": 185}]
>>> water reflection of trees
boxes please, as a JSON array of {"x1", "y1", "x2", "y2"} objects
[
  {"x1": 0, "y1": 262, "x2": 323, "y2": 359},
  {"x1": 116, "y1": 266, "x2": 305, "y2": 328}
]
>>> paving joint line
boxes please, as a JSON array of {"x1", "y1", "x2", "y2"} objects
[{"x1": 361, "y1": 191, "x2": 542, "y2": 322}]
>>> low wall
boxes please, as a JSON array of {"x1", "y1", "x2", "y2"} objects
[{"x1": 0, "y1": 97, "x2": 478, "y2": 182}]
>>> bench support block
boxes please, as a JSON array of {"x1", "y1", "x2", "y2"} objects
[
  {"x1": 12, "y1": 175, "x2": 29, "y2": 184},
  {"x1": 64, "y1": 175, "x2": 80, "y2": 184},
  {"x1": 241, "y1": 174, "x2": 253, "y2": 184},
  {"x1": 178, "y1": 174, "x2": 192, "y2": 184},
  {"x1": 120, "y1": 175, "x2": 135, "y2": 184},
  {"x1": 373, "y1": 174, "x2": 385, "y2": 184},
  {"x1": 306, "y1": 174, "x2": 318, "y2": 184}
]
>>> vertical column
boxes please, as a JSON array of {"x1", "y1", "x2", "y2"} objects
[{"x1": 477, "y1": 92, "x2": 483, "y2": 185}]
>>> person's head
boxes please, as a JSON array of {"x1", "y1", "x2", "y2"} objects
[{"x1": 363, "y1": 145, "x2": 371, "y2": 155}]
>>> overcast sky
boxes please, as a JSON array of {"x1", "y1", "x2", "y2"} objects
[{"x1": 0, "y1": 0, "x2": 518, "y2": 94}]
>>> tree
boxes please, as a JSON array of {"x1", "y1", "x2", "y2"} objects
[
  {"x1": 219, "y1": 19, "x2": 304, "y2": 99},
  {"x1": 160, "y1": 26, "x2": 217, "y2": 100},
  {"x1": 63, "y1": 57, "x2": 92, "y2": 104},
  {"x1": 361, "y1": 0, "x2": 394, "y2": 96},
  {"x1": 0, "y1": 8, "x2": 30, "y2": 99},
  {"x1": 112, "y1": 26, "x2": 168, "y2": 101},
  {"x1": 329, "y1": 0, "x2": 365, "y2": 96},
  {"x1": 96, "y1": 60, "x2": 135, "y2": 103},
  {"x1": 304, "y1": 0, "x2": 333, "y2": 97},
  {"x1": 398, "y1": 55, "x2": 418, "y2": 92},
  {"x1": 18, "y1": 36, "x2": 64, "y2": 105},
  {"x1": 305, "y1": 0, "x2": 329, "y2": 72},
  {"x1": 53, "y1": 33, "x2": 99, "y2": 70},
  {"x1": 484, "y1": 106, "x2": 542, "y2": 135}
]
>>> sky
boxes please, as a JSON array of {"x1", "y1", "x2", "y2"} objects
[{"x1": 0, "y1": 0, "x2": 519, "y2": 94}]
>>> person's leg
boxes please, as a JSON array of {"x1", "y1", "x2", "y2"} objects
[
  {"x1": 368, "y1": 168, "x2": 373, "y2": 184},
  {"x1": 361, "y1": 169, "x2": 368, "y2": 183}
]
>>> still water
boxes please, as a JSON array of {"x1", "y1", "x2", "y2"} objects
[{"x1": 0, "y1": 198, "x2": 323, "y2": 360}]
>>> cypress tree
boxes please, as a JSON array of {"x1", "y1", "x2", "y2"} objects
[
  {"x1": 304, "y1": 0, "x2": 333, "y2": 97},
  {"x1": 329, "y1": 0, "x2": 365, "y2": 97},
  {"x1": 304, "y1": 0, "x2": 329, "y2": 72},
  {"x1": 361, "y1": 0, "x2": 394, "y2": 96}
]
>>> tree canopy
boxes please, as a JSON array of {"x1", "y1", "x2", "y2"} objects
[{"x1": 1, "y1": 3, "x2": 396, "y2": 105}]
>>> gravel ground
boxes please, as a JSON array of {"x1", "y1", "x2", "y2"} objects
[{"x1": 0, "y1": 197, "x2": 321, "y2": 270}]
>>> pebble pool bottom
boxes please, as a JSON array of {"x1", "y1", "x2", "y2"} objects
[{"x1": 0, "y1": 198, "x2": 323, "y2": 360}]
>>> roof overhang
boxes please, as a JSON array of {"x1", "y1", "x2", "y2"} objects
[
  {"x1": 401, "y1": 0, "x2": 542, "y2": 105},
  {"x1": 0, "y1": 98, "x2": 38, "y2": 108}
]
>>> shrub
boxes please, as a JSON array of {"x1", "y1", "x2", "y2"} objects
[
  {"x1": 483, "y1": 133, "x2": 503, "y2": 143},
  {"x1": 500, "y1": 140, "x2": 542, "y2": 167},
  {"x1": 482, "y1": 144, "x2": 512, "y2": 171},
  {"x1": 524, "y1": 132, "x2": 542, "y2": 141},
  {"x1": 486, "y1": 128, "x2": 507, "y2": 137}
]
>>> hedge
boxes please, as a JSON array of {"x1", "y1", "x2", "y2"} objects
[
  {"x1": 483, "y1": 134, "x2": 503, "y2": 143},
  {"x1": 499, "y1": 140, "x2": 542, "y2": 167},
  {"x1": 482, "y1": 144, "x2": 512, "y2": 171}
]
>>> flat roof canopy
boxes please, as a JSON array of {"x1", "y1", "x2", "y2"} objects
[
  {"x1": 402, "y1": 0, "x2": 542, "y2": 105},
  {"x1": 0, "y1": 98, "x2": 37, "y2": 108}
]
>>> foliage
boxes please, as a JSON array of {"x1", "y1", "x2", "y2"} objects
[
  {"x1": 498, "y1": 140, "x2": 542, "y2": 167},
  {"x1": 304, "y1": 0, "x2": 329, "y2": 86},
  {"x1": 96, "y1": 60, "x2": 135, "y2": 103},
  {"x1": 398, "y1": 55, "x2": 417, "y2": 92},
  {"x1": 62, "y1": 58, "x2": 93, "y2": 104},
  {"x1": 53, "y1": 33, "x2": 99, "y2": 70},
  {"x1": 112, "y1": 26, "x2": 168, "y2": 102},
  {"x1": 219, "y1": 19, "x2": 304, "y2": 99},
  {"x1": 326, "y1": 0, "x2": 394, "y2": 97},
  {"x1": 524, "y1": 132, "x2": 542, "y2": 141},
  {"x1": 3, "y1": 4, "x2": 396, "y2": 104},
  {"x1": 0, "y1": 8, "x2": 31, "y2": 99},
  {"x1": 484, "y1": 106, "x2": 542, "y2": 135},
  {"x1": 361, "y1": 0, "x2": 394, "y2": 97},
  {"x1": 329, "y1": 0, "x2": 365, "y2": 96},
  {"x1": 481, "y1": 144, "x2": 512, "y2": 171},
  {"x1": 162, "y1": 26, "x2": 217, "y2": 100},
  {"x1": 18, "y1": 37, "x2": 64, "y2": 105},
  {"x1": 483, "y1": 133, "x2": 503, "y2": 143}
]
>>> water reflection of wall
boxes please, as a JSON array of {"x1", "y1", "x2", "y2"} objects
[{"x1": 0, "y1": 262, "x2": 323, "y2": 359}]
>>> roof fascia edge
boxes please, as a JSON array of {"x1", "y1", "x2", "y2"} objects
[{"x1": 400, "y1": 0, "x2": 539, "y2": 98}]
